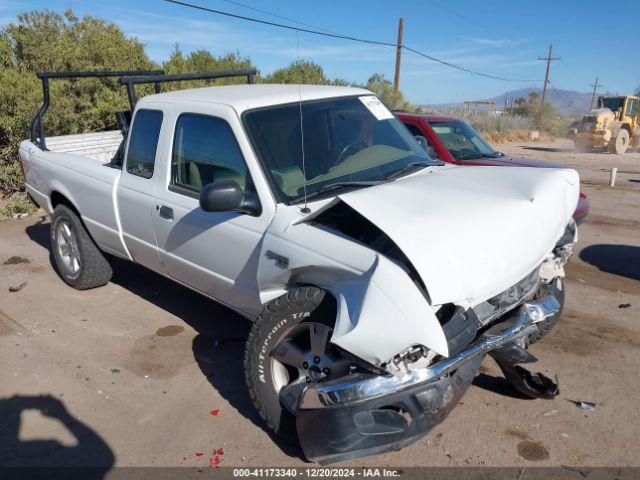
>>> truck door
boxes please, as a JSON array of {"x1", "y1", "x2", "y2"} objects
[
  {"x1": 116, "y1": 108, "x2": 165, "y2": 274},
  {"x1": 151, "y1": 106, "x2": 270, "y2": 317}
]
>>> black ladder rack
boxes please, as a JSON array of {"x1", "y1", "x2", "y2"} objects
[
  {"x1": 30, "y1": 70, "x2": 165, "y2": 150},
  {"x1": 118, "y1": 69, "x2": 257, "y2": 110}
]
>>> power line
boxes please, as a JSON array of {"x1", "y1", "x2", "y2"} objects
[
  {"x1": 425, "y1": 0, "x2": 494, "y2": 32},
  {"x1": 162, "y1": 0, "x2": 540, "y2": 83},
  {"x1": 163, "y1": 0, "x2": 395, "y2": 47},
  {"x1": 215, "y1": 0, "x2": 342, "y2": 36},
  {"x1": 403, "y1": 46, "x2": 537, "y2": 82}
]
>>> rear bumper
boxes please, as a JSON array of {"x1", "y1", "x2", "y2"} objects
[{"x1": 297, "y1": 296, "x2": 561, "y2": 463}]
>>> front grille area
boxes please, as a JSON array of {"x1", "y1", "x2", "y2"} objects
[{"x1": 473, "y1": 268, "x2": 540, "y2": 326}]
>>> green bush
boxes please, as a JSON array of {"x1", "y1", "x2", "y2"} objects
[
  {"x1": 0, "y1": 9, "x2": 157, "y2": 195},
  {"x1": 0, "y1": 10, "x2": 417, "y2": 197}
]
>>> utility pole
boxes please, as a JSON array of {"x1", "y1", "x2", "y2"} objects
[
  {"x1": 537, "y1": 44, "x2": 560, "y2": 125},
  {"x1": 589, "y1": 77, "x2": 602, "y2": 111},
  {"x1": 393, "y1": 18, "x2": 404, "y2": 94}
]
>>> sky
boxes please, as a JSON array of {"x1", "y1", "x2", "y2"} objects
[{"x1": 1, "y1": 0, "x2": 639, "y2": 104}]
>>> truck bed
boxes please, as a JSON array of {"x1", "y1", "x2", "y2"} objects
[
  {"x1": 19, "y1": 132, "x2": 128, "y2": 259},
  {"x1": 45, "y1": 130, "x2": 123, "y2": 163}
]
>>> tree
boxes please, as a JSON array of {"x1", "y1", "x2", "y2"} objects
[
  {"x1": 163, "y1": 44, "x2": 256, "y2": 88},
  {"x1": 0, "y1": 10, "x2": 156, "y2": 193},
  {"x1": 365, "y1": 74, "x2": 414, "y2": 111}
]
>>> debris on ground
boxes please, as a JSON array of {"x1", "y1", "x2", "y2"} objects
[
  {"x1": 542, "y1": 409, "x2": 558, "y2": 417},
  {"x1": 618, "y1": 303, "x2": 631, "y2": 309},
  {"x1": 12, "y1": 213, "x2": 29, "y2": 219},
  {"x1": 568, "y1": 400, "x2": 597, "y2": 410},
  {"x1": 8, "y1": 281, "x2": 28, "y2": 292},
  {"x1": 3, "y1": 256, "x2": 31, "y2": 265},
  {"x1": 111, "y1": 368, "x2": 121, "y2": 374},
  {"x1": 210, "y1": 409, "x2": 220, "y2": 416}
]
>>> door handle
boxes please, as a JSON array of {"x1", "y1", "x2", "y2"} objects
[{"x1": 159, "y1": 205, "x2": 174, "y2": 220}]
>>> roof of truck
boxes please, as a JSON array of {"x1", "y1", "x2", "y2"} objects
[{"x1": 139, "y1": 84, "x2": 372, "y2": 113}]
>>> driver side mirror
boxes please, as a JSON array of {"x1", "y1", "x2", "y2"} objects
[{"x1": 199, "y1": 180, "x2": 261, "y2": 216}]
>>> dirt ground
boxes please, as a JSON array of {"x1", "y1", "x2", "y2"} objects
[{"x1": 0, "y1": 139, "x2": 639, "y2": 470}]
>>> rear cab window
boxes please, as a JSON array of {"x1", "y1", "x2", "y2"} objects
[{"x1": 126, "y1": 109, "x2": 163, "y2": 178}]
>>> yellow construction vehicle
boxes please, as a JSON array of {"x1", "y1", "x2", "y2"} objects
[{"x1": 570, "y1": 95, "x2": 639, "y2": 154}]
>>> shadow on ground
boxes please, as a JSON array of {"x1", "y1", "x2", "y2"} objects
[
  {"x1": 24, "y1": 219, "x2": 304, "y2": 461},
  {"x1": 519, "y1": 146, "x2": 575, "y2": 153},
  {"x1": 580, "y1": 244, "x2": 640, "y2": 281},
  {"x1": 471, "y1": 374, "x2": 534, "y2": 400},
  {"x1": 0, "y1": 394, "x2": 114, "y2": 477}
]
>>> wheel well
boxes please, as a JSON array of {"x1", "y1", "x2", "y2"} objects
[
  {"x1": 50, "y1": 191, "x2": 80, "y2": 216},
  {"x1": 295, "y1": 284, "x2": 338, "y2": 327}
]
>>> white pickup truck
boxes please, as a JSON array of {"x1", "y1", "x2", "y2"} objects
[{"x1": 20, "y1": 70, "x2": 578, "y2": 463}]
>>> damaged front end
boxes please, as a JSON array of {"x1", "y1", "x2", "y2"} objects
[
  {"x1": 256, "y1": 168, "x2": 579, "y2": 463},
  {"x1": 297, "y1": 296, "x2": 561, "y2": 463},
  {"x1": 288, "y1": 219, "x2": 575, "y2": 463}
]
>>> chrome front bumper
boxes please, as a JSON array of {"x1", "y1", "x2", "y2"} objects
[
  {"x1": 301, "y1": 296, "x2": 560, "y2": 409},
  {"x1": 296, "y1": 296, "x2": 561, "y2": 463}
]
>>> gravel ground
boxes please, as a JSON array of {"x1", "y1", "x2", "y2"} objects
[{"x1": 0, "y1": 139, "x2": 638, "y2": 470}]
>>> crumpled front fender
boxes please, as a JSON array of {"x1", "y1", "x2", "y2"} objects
[{"x1": 256, "y1": 211, "x2": 448, "y2": 366}]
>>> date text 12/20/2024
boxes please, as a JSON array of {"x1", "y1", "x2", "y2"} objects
[{"x1": 233, "y1": 468, "x2": 401, "y2": 477}]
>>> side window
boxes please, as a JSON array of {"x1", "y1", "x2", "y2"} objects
[
  {"x1": 126, "y1": 109, "x2": 163, "y2": 179},
  {"x1": 625, "y1": 99, "x2": 634, "y2": 117},
  {"x1": 405, "y1": 123, "x2": 440, "y2": 159},
  {"x1": 171, "y1": 114, "x2": 249, "y2": 193}
]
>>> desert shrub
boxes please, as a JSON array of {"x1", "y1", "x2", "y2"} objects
[{"x1": 0, "y1": 10, "x2": 157, "y2": 194}]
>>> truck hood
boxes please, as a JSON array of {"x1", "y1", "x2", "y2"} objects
[{"x1": 332, "y1": 165, "x2": 579, "y2": 306}]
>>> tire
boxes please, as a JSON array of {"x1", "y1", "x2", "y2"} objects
[
  {"x1": 610, "y1": 129, "x2": 630, "y2": 155},
  {"x1": 244, "y1": 287, "x2": 346, "y2": 442},
  {"x1": 528, "y1": 278, "x2": 565, "y2": 345},
  {"x1": 50, "y1": 204, "x2": 113, "y2": 290}
]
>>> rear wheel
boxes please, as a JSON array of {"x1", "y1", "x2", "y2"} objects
[
  {"x1": 528, "y1": 278, "x2": 565, "y2": 344},
  {"x1": 51, "y1": 204, "x2": 112, "y2": 290},
  {"x1": 244, "y1": 287, "x2": 350, "y2": 442},
  {"x1": 610, "y1": 129, "x2": 630, "y2": 154}
]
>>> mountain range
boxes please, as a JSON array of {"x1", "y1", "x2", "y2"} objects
[{"x1": 425, "y1": 87, "x2": 596, "y2": 116}]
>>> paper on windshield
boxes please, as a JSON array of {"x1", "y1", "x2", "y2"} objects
[{"x1": 359, "y1": 95, "x2": 394, "y2": 121}]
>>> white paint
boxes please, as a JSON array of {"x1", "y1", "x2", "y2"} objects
[{"x1": 335, "y1": 165, "x2": 579, "y2": 306}]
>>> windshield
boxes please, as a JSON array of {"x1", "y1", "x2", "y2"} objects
[
  {"x1": 428, "y1": 120, "x2": 498, "y2": 160},
  {"x1": 599, "y1": 97, "x2": 625, "y2": 112},
  {"x1": 243, "y1": 95, "x2": 436, "y2": 203}
]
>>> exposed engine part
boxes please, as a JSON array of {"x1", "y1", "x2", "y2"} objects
[
  {"x1": 540, "y1": 220, "x2": 577, "y2": 283},
  {"x1": 312, "y1": 200, "x2": 431, "y2": 302},
  {"x1": 386, "y1": 345, "x2": 438, "y2": 375}
]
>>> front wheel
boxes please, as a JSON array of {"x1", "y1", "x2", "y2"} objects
[
  {"x1": 244, "y1": 287, "x2": 350, "y2": 442},
  {"x1": 527, "y1": 278, "x2": 565, "y2": 344}
]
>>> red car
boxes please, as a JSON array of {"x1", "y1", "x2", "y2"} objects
[{"x1": 396, "y1": 113, "x2": 590, "y2": 224}]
